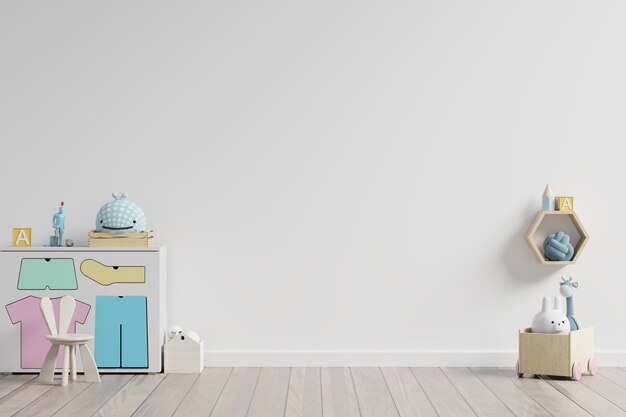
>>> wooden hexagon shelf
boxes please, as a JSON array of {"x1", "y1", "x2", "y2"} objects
[{"x1": 524, "y1": 211, "x2": 589, "y2": 265}]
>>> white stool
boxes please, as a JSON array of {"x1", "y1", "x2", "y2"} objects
[{"x1": 39, "y1": 296, "x2": 101, "y2": 386}]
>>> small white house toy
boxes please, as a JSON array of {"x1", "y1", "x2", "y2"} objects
[{"x1": 164, "y1": 331, "x2": 204, "y2": 373}]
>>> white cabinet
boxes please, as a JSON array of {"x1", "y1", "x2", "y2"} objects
[{"x1": 0, "y1": 247, "x2": 166, "y2": 373}]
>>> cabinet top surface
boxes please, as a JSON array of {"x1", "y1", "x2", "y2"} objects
[{"x1": 1, "y1": 246, "x2": 165, "y2": 252}]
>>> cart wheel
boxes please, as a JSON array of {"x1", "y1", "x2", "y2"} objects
[
  {"x1": 516, "y1": 360, "x2": 523, "y2": 378},
  {"x1": 572, "y1": 362, "x2": 583, "y2": 381},
  {"x1": 588, "y1": 357, "x2": 598, "y2": 376}
]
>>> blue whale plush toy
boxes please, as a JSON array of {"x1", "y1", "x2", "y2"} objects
[{"x1": 95, "y1": 192, "x2": 146, "y2": 233}]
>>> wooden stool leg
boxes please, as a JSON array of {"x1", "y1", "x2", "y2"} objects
[
  {"x1": 79, "y1": 344, "x2": 101, "y2": 383},
  {"x1": 39, "y1": 344, "x2": 60, "y2": 384},
  {"x1": 62, "y1": 345, "x2": 70, "y2": 386},
  {"x1": 70, "y1": 345, "x2": 77, "y2": 381}
]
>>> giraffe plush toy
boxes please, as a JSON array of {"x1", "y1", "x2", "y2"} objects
[{"x1": 559, "y1": 276, "x2": 580, "y2": 331}]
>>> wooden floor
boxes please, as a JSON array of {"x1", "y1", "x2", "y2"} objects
[{"x1": 2, "y1": 368, "x2": 626, "y2": 417}]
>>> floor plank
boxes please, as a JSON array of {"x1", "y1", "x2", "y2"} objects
[
  {"x1": 381, "y1": 367, "x2": 438, "y2": 417},
  {"x1": 498, "y1": 368, "x2": 592, "y2": 417},
  {"x1": 0, "y1": 379, "x2": 54, "y2": 416},
  {"x1": 14, "y1": 380, "x2": 91, "y2": 417},
  {"x1": 173, "y1": 368, "x2": 232, "y2": 417},
  {"x1": 210, "y1": 367, "x2": 261, "y2": 417},
  {"x1": 470, "y1": 367, "x2": 550, "y2": 417},
  {"x1": 442, "y1": 367, "x2": 514, "y2": 417},
  {"x1": 544, "y1": 376, "x2": 626, "y2": 417},
  {"x1": 321, "y1": 367, "x2": 360, "y2": 417},
  {"x1": 600, "y1": 368, "x2": 626, "y2": 389},
  {"x1": 52, "y1": 374, "x2": 132, "y2": 417},
  {"x1": 351, "y1": 368, "x2": 399, "y2": 417},
  {"x1": 93, "y1": 374, "x2": 166, "y2": 417},
  {"x1": 285, "y1": 367, "x2": 322, "y2": 417},
  {"x1": 133, "y1": 373, "x2": 198, "y2": 417},
  {"x1": 0, "y1": 374, "x2": 36, "y2": 399},
  {"x1": 579, "y1": 372, "x2": 626, "y2": 412},
  {"x1": 6, "y1": 368, "x2": 626, "y2": 417},
  {"x1": 411, "y1": 367, "x2": 477, "y2": 417},
  {"x1": 247, "y1": 367, "x2": 291, "y2": 417}
]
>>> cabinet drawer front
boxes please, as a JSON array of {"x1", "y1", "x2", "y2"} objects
[
  {"x1": 0, "y1": 248, "x2": 165, "y2": 373},
  {"x1": 18, "y1": 258, "x2": 77, "y2": 290}
]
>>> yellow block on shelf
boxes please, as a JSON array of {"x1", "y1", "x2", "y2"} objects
[
  {"x1": 88, "y1": 230, "x2": 154, "y2": 248},
  {"x1": 12, "y1": 228, "x2": 32, "y2": 247},
  {"x1": 556, "y1": 196, "x2": 574, "y2": 211}
]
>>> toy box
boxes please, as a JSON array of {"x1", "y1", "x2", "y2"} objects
[
  {"x1": 164, "y1": 332, "x2": 204, "y2": 373},
  {"x1": 517, "y1": 327, "x2": 597, "y2": 380},
  {"x1": 88, "y1": 231, "x2": 154, "y2": 248}
]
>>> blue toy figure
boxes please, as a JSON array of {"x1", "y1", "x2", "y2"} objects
[{"x1": 52, "y1": 202, "x2": 65, "y2": 247}]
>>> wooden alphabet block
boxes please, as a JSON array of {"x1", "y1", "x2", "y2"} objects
[
  {"x1": 12, "y1": 228, "x2": 32, "y2": 247},
  {"x1": 556, "y1": 196, "x2": 574, "y2": 211}
]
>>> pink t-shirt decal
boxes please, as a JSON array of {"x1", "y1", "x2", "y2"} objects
[{"x1": 6, "y1": 296, "x2": 90, "y2": 369}]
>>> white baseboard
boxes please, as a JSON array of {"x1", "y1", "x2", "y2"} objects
[{"x1": 203, "y1": 351, "x2": 626, "y2": 367}]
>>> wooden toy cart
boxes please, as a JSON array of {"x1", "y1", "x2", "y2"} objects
[{"x1": 517, "y1": 327, "x2": 597, "y2": 381}]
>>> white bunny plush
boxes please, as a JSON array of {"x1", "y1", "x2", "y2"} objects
[{"x1": 531, "y1": 296, "x2": 571, "y2": 334}]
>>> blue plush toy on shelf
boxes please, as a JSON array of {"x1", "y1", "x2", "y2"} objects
[
  {"x1": 543, "y1": 231, "x2": 574, "y2": 261},
  {"x1": 95, "y1": 192, "x2": 146, "y2": 234},
  {"x1": 51, "y1": 201, "x2": 65, "y2": 246}
]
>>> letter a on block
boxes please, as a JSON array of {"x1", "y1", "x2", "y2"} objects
[
  {"x1": 13, "y1": 228, "x2": 32, "y2": 247},
  {"x1": 561, "y1": 198, "x2": 573, "y2": 211},
  {"x1": 557, "y1": 196, "x2": 574, "y2": 211}
]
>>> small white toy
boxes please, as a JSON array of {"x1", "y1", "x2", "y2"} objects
[
  {"x1": 531, "y1": 296, "x2": 570, "y2": 334},
  {"x1": 167, "y1": 325, "x2": 201, "y2": 343},
  {"x1": 167, "y1": 325, "x2": 184, "y2": 340}
]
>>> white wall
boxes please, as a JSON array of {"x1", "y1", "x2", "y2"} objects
[{"x1": 1, "y1": 1, "x2": 625, "y2": 366}]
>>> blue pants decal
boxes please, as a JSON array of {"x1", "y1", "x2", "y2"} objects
[{"x1": 94, "y1": 296, "x2": 148, "y2": 368}]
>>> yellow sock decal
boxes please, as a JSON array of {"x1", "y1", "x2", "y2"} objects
[{"x1": 80, "y1": 259, "x2": 145, "y2": 286}]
